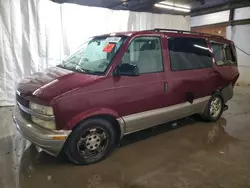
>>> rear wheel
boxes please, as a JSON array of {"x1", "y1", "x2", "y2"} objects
[
  {"x1": 202, "y1": 93, "x2": 224, "y2": 122},
  {"x1": 65, "y1": 118, "x2": 117, "y2": 165}
]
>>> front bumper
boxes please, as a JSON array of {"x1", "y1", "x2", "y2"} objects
[{"x1": 13, "y1": 106, "x2": 71, "y2": 156}]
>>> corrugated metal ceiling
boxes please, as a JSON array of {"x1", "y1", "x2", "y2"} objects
[{"x1": 51, "y1": 0, "x2": 246, "y2": 15}]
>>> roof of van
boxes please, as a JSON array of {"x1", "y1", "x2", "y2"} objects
[{"x1": 99, "y1": 28, "x2": 232, "y2": 43}]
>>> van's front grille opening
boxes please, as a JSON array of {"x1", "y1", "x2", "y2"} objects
[
  {"x1": 19, "y1": 109, "x2": 31, "y2": 121},
  {"x1": 16, "y1": 94, "x2": 31, "y2": 121},
  {"x1": 16, "y1": 94, "x2": 29, "y2": 108}
]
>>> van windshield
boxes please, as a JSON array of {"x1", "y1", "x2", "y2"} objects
[{"x1": 59, "y1": 36, "x2": 127, "y2": 75}]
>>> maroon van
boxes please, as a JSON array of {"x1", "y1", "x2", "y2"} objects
[{"x1": 13, "y1": 28, "x2": 239, "y2": 165}]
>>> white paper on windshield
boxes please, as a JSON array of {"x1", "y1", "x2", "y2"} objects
[{"x1": 105, "y1": 37, "x2": 121, "y2": 43}]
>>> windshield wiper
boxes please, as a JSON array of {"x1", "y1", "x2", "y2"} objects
[
  {"x1": 84, "y1": 70, "x2": 103, "y2": 75},
  {"x1": 76, "y1": 67, "x2": 103, "y2": 75},
  {"x1": 59, "y1": 62, "x2": 103, "y2": 75},
  {"x1": 75, "y1": 65, "x2": 87, "y2": 73}
]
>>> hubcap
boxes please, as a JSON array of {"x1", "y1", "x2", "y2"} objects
[
  {"x1": 77, "y1": 127, "x2": 108, "y2": 158},
  {"x1": 210, "y1": 97, "x2": 222, "y2": 118},
  {"x1": 86, "y1": 134, "x2": 101, "y2": 150}
]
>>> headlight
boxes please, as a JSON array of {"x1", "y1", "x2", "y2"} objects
[
  {"x1": 29, "y1": 102, "x2": 55, "y2": 130},
  {"x1": 30, "y1": 102, "x2": 54, "y2": 116},
  {"x1": 31, "y1": 116, "x2": 56, "y2": 130}
]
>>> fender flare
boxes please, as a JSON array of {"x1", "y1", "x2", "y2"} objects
[{"x1": 66, "y1": 108, "x2": 125, "y2": 137}]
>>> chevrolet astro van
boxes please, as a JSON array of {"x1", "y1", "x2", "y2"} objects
[{"x1": 13, "y1": 28, "x2": 239, "y2": 165}]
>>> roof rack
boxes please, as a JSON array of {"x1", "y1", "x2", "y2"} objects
[{"x1": 153, "y1": 28, "x2": 224, "y2": 39}]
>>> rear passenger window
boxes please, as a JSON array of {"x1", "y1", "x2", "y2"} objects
[
  {"x1": 168, "y1": 37, "x2": 213, "y2": 71},
  {"x1": 121, "y1": 37, "x2": 163, "y2": 74},
  {"x1": 210, "y1": 42, "x2": 237, "y2": 66}
]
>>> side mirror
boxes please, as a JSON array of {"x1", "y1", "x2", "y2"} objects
[{"x1": 114, "y1": 63, "x2": 140, "y2": 76}]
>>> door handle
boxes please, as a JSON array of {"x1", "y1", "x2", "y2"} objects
[{"x1": 164, "y1": 83, "x2": 168, "y2": 92}]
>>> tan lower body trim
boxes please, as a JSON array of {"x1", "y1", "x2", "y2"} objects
[{"x1": 117, "y1": 96, "x2": 210, "y2": 136}]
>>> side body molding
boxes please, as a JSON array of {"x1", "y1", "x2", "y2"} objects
[{"x1": 117, "y1": 96, "x2": 210, "y2": 136}]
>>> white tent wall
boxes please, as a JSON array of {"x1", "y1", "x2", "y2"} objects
[{"x1": 0, "y1": 0, "x2": 190, "y2": 106}]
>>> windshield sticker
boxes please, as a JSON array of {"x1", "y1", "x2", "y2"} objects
[
  {"x1": 105, "y1": 37, "x2": 121, "y2": 43},
  {"x1": 103, "y1": 43, "x2": 115, "y2": 52}
]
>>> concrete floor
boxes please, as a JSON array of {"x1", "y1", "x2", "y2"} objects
[{"x1": 1, "y1": 86, "x2": 250, "y2": 188}]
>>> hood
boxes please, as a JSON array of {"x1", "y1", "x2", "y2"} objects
[{"x1": 17, "y1": 66, "x2": 99, "y2": 102}]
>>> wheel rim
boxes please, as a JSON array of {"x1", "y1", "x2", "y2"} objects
[
  {"x1": 210, "y1": 97, "x2": 222, "y2": 118},
  {"x1": 77, "y1": 127, "x2": 108, "y2": 159}
]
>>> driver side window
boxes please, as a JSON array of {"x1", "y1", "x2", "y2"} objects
[{"x1": 121, "y1": 37, "x2": 164, "y2": 74}]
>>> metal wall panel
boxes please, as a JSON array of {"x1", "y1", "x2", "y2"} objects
[
  {"x1": 234, "y1": 6, "x2": 250, "y2": 20},
  {"x1": 227, "y1": 25, "x2": 250, "y2": 83},
  {"x1": 191, "y1": 10, "x2": 230, "y2": 27}
]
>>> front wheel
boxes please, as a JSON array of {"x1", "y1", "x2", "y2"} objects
[
  {"x1": 64, "y1": 118, "x2": 117, "y2": 165},
  {"x1": 202, "y1": 93, "x2": 224, "y2": 122}
]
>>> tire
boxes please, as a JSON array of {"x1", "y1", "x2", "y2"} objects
[
  {"x1": 64, "y1": 118, "x2": 117, "y2": 165},
  {"x1": 202, "y1": 92, "x2": 224, "y2": 122}
]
